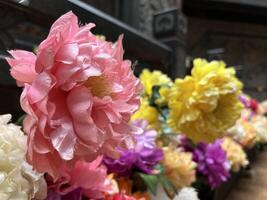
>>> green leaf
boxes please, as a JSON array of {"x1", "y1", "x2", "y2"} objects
[
  {"x1": 155, "y1": 164, "x2": 165, "y2": 174},
  {"x1": 158, "y1": 175, "x2": 177, "y2": 197},
  {"x1": 138, "y1": 173, "x2": 159, "y2": 195},
  {"x1": 149, "y1": 86, "x2": 161, "y2": 107}
]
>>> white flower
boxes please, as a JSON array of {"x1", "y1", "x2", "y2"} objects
[
  {"x1": 252, "y1": 116, "x2": 267, "y2": 143},
  {"x1": 0, "y1": 114, "x2": 47, "y2": 200},
  {"x1": 173, "y1": 187, "x2": 199, "y2": 200}
]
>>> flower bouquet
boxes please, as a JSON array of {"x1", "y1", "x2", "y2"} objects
[{"x1": 2, "y1": 11, "x2": 267, "y2": 200}]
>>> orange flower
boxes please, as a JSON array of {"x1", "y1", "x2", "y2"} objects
[
  {"x1": 117, "y1": 178, "x2": 133, "y2": 195},
  {"x1": 132, "y1": 192, "x2": 151, "y2": 200}
]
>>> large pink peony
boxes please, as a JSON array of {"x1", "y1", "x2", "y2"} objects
[{"x1": 6, "y1": 11, "x2": 141, "y2": 180}]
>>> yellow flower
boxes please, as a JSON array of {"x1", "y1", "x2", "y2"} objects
[
  {"x1": 156, "y1": 86, "x2": 172, "y2": 106},
  {"x1": 168, "y1": 59, "x2": 243, "y2": 143},
  {"x1": 221, "y1": 137, "x2": 248, "y2": 172},
  {"x1": 161, "y1": 147, "x2": 196, "y2": 190},
  {"x1": 131, "y1": 98, "x2": 161, "y2": 131},
  {"x1": 140, "y1": 69, "x2": 172, "y2": 98}
]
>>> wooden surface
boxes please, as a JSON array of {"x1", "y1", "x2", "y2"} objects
[{"x1": 225, "y1": 149, "x2": 267, "y2": 200}]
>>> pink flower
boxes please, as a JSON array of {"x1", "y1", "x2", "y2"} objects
[
  {"x1": 48, "y1": 157, "x2": 113, "y2": 199},
  {"x1": 6, "y1": 11, "x2": 141, "y2": 180},
  {"x1": 107, "y1": 193, "x2": 137, "y2": 200}
]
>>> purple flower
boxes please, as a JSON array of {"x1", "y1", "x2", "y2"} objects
[
  {"x1": 193, "y1": 140, "x2": 230, "y2": 188},
  {"x1": 45, "y1": 188, "x2": 82, "y2": 200},
  {"x1": 178, "y1": 135, "x2": 195, "y2": 152},
  {"x1": 132, "y1": 120, "x2": 158, "y2": 151},
  {"x1": 104, "y1": 120, "x2": 163, "y2": 177}
]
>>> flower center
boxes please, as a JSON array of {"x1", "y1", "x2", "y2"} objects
[{"x1": 84, "y1": 75, "x2": 112, "y2": 98}]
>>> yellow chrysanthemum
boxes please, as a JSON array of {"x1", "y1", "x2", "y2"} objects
[
  {"x1": 221, "y1": 137, "x2": 248, "y2": 172},
  {"x1": 131, "y1": 98, "x2": 161, "y2": 131},
  {"x1": 156, "y1": 86, "x2": 172, "y2": 106},
  {"x1": 140, "y1": 69, "x2": 172, "y2": 97},
  {"x1": 161, "y1": 147, "x2": 196, "y2": 190},
  {"x1": 168, "y1": 59, "x2": 243, "y2": 143}
]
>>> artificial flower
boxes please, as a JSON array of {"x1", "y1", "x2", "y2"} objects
[
  {"x1": 193, "y1": 140, "x2": 230, "y2": 188},
  {"x1": 132, "y1": 98, "x2": 161, "y2": 131},
  {"x1": 156, "y1": 86, "x2": 172, "y2": 106},
  {"x1": 173, "y1": 187, "x2": 199, "y2": 200},
  {"x1": 48, "y1": 157, "x2": 115, "y2": 199},
  {"x1": 6, "y1": 11, "x2": 142, "y2": 180},
  {"x1": 45, "y1": 188, "x2": 82, "y2": 200},
  {"x1": 161, "y1": 147, "x2": 196, "y2": 190},
  {"x1": 117, "y1": 178, "x2": 132, "y2": 195},
  {"x1": 0, "y1": 114, "x2": 47, "y2": 200},
  {"x1": 239, "y1": 94, "x2": 259, "y2": 120},
  {"x1": 107, "y1": 193, "x2": 137, "y2": 200},
  {"x1": 104, "y1": 120, "x2": 163, "y2": 177},
  {"x1": 226, "y1": 119, "x2": 257, "y2": 148},
  {"x1": 258, "y1": 100, "x2": 267, "y2": 115},
  {"x1": 132, "y1": 192, "x2": 151, "y2": 200},
  {"x1": 115, "y1": 178, "x2": 150, "y2": 200},
  {"x1": 178, "y1": 135, "x2": 195, "y2": 152},
  {"x1": 140, "y1": 69, "x2": 172, "y2": 98},
  {"x1": 132, "y1": 119, "x2": 159, "y2": 151},
  {"x1": 251, "y1": 115, "x2": 267, "y2": 143},
  {"x1": 239, "y1": 94, "x2": 258, "y2": 113},
  {"x1": 168, "y1": 58, "x2": 243, "y2": 143},
  {"x1": 220, "y1": 137, "x2": 248, "y2": 172}
]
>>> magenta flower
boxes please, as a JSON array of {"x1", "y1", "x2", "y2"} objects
[
  {"x1": 193, "y1": 140, "x2": 230, "y2": 188},
  {"x1": 45, "y1": 188, "x2": 82, "y2": 200},
  {"x1": 178, "y1": 135, "x2": 195, "y2": 152},
  {"x1": 6, "y1": 11, "x2": 141, "y2": 180},
  {"x1": 104, "y1": 120, "x2": 163, "y2": 177}
]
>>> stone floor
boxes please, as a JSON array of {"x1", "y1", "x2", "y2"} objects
[{"x1": 225, "y1": 149, "x2": 267, "y2": 200}]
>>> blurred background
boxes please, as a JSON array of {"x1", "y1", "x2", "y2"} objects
[{"x1": 1, "y1": 0, "x2": 267, "y2": 118}]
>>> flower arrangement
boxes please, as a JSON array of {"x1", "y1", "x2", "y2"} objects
[
  {"x1": 0, "y1": 114, "x2": 46, "y2": 200},
  {"x1": 6, "y1": 11, "x2": 141, "y2": 200},
  {"x1": 127, "y1": 61, "x2": 267, "y2": 199},
  {"x1": 3, "y1": 11, "x2": 267, "y2": 200}
]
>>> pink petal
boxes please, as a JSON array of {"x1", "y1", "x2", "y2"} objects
[
  {"x1": 33, "y1": 130, "x2": 51, "y2": 154},
  {"x1": 112, "y1": 35, "x2": 124, "y2": 60},
  {"x1": 70, "y1": 158, "x2": 106, "y2": 189},
  {"x1": 6, "y1": 50, "x2": 37, "y2": 84},
  {"x1": 47, "y1": 11, "x2": 79, "y2": 44},
  {"x1": 67, "y1": 86, "x2": 100, "y2": 144},
  {"x1": 28, "y1": 72, "x2": 54, "y2": 103},
  {"x1": 56, "y1": 43, "x2": 79, "y2": 64},
  {"x1": 73, "y1": 23, "x2": 95, "y2": 43},
  {"x1": 50, "y1": 122, "x2": 76, "y2": 160}
]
